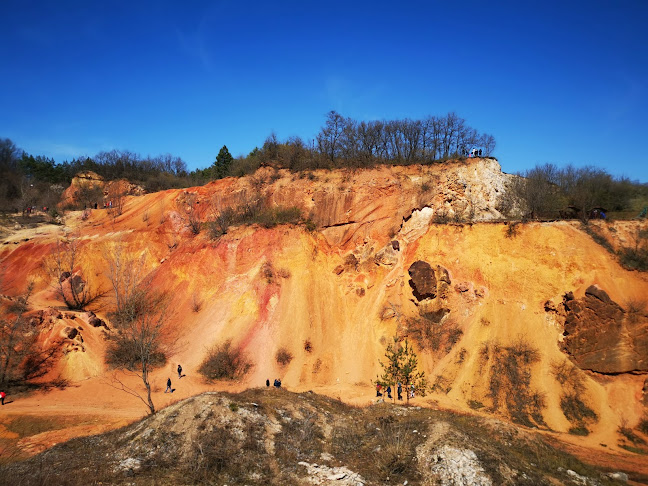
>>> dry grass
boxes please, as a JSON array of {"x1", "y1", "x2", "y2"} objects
[{"x1": 0, "y1": 389, "x2": 623, "y2": 485}]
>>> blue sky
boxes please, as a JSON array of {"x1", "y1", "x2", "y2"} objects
[{"x1": 2, "y1": 1, "x2": 647, "y2": 181}]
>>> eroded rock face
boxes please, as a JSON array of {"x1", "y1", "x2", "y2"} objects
[
  {"x1": 559, "y1": 285, "x2": 648, "y2": 374},
  {"x1": 409, "y1": 261, "x2": 437, "y2": 301},
  {"x1": 63, "y1": 326, "x2": 78, "y2": 340},
  {"x1": 86, "y1": 311, "x2": 108, "y2": 329}
]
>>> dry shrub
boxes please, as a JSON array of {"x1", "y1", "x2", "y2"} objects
[
  {"x1": 303, "y1": 339, "x2": 313, "y2": 353},
  {"x1": 506, "y1": 222, "x2": 520, "y2": 238},
  {"x1": 184, "y1": 421, "x2": 270, "y2": 484},
  {"x1": 432, "y1": 374, "x2": 452, "y2": 394},
  {"x1": 484, "y1": 339, "x2": 546, "y2": 427},
  {"x1": 331, "y1": 413, "x2": 425, "y2": 484},
  {"x1": 276, "y1": 347, "x2": 293, "y2": 366},
  {"x1": 432, "y1": 208, "x2": 450, "y2": 224},
  {"x1": 468, "y1": 399, "x2": 485, "y2": 410},
  {"x1": 199, "y1": 340, "x2": 252, "y2": 381},
  {"x1": 277, "y1": 267, "x2": 291, "y2": 279},
  {"x1": 312, "y1": 358, "x2": 322, "y2": 374},
  {"x1": 275, "y1": 411, "x2": 323, "y2": 464},
  {"x1": 551, "y1": 359, "x2": 597, "y2": 433},
  {"x1": 619, "y1": 421, "x2": 647, "y2": 446},
  {"x1": 261, "y1": 262, "x2": 275, "y2": 283},
  {"x1": 105, "y1": 336, "x2": 167, "y2": 370},
  {"x1": 191, "y1": 292, "x2": 202, "y2": 313},
  {"x1": 551, "y1": 359, "x2": 584, "y2": 390},
  {"x1": 560, "y1": 395, "x2": 597, "y2": 428},
  {"x1": 626, "y1": 298, "x2": 647, "y2": 323},
  {"x1": 406, "y1": 315, "x2": 462, "y2": 353}
]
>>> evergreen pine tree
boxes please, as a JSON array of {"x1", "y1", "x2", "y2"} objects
[
  {"x1": 377, "y1": 336, "x2": 427, "y2": 403},
  {"x1": 213, "y1": 145, "x2": 233, "y2": 179}
]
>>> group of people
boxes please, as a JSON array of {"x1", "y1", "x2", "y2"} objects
[
  {"x1": 266, "y1": 378, "x2": 282, "y2": 388},
  {"x1": 165, "y1": 364, "x2": 183, "y2": 393},
  {"x1": 376, "y1": 382, "x2": 415, "y2": 400}
]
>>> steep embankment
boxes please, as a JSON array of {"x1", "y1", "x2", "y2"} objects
[{"x1": 1, "y1": 158, "x2": 647, "y2": 476}]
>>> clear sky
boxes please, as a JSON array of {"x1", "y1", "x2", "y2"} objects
[{"x1": 2, "y1": 1, "x2": 647, "y2": 181}]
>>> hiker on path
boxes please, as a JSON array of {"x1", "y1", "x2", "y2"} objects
[
  {"x1": 410, "y1": 384, "x2": 415, "y2": 399},
  {"x1": 266, "y1": 379, "x2": 270, "y2": 387},
  {"x1": 397, "y1": 383, "x2": 403, "y2": 401},
  {"x1": 376, "y1": 384, "x2": 383, "y2": 397},
  {"x1": 386, "y1": 386, "x2": 392, "y2": 399},
  {"x1": 0, "y1": 391, "x2": 6, "y2": 405},
  {"x1": 165, "y1": 378, "x2": 172, "y2": 393},
  {"x1": 177, "y1": 364, "x2": 183, "y2": 379}
]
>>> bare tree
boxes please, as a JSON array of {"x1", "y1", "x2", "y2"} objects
[
  {"x1": 76, "y1": 182, "x2": 104, "y2": 210},
  {"x1": 177, "y1": 192, "x2": 202, "y2": 235},
  {"x1": 481, "y1": 134, "x2": 496, "y2": 156},
  {"x1": 47, "y1": 236, "x2": 104, "y2": 310},
  {"x1": 103, "y1": 240, "x2": 148, "y2": 320},
  {"x1": 513, "y1": 165, "x2": 565, "y2": 219},
  {"x1": 0, "y1": 282, "x2": 57, "y2": 386},
  {"x1": 106, "y1": 289, "x2": 175, "y2": 415},
  {"x1": 317, "y1": 110, "x2": 346, "y2": 164},
  {"x1": 106, "y1": 184, "x2": 127, "y2": 217},
  {"x1": 0, "y1": 283, "x2": 34, "y2": 385}
]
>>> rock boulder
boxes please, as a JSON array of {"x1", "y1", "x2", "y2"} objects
[{"x1": 408, "y1": 261, "x2": 437, "y2": 301}]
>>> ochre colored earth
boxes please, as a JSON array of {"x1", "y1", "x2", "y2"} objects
[{"x1": 1, "y1": 159, "x2": 647, "y2": 476}]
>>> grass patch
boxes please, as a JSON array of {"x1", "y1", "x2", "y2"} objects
[
  {"x1": 620, "y1": 445, "x2": 648, "y2": 455},
  {"x1": 619, "y1": 426, "x2": 647, "y2": 446},
  {"x1": 468, "y1": 399, "x2": 485, "y2": 410},
  {"x1": 582, "y1": 223, "x2": 615, "y2": 254},
  {"x1": 618, "y1": 246, "x2": 648, "y2": 272},
  {"x1": 568, "y1": 426, "x2": 590, "y2": 436},
  {"x1": 4, "y1": 415, "x2": 80, "y2": 438},
  {"x1": 638, "y1": 417, "x2": 648, "y2": 435}
]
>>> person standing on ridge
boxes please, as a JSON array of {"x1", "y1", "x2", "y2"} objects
[{"x1": 165, "y1": 378, "x2": 172, "y2": 393}]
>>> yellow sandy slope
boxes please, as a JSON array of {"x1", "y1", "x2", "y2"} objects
[{"x1": 1, "y1": 161, "x2": 647, "y2": 474}]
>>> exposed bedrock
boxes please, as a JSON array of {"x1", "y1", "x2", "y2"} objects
[
  {"x1": 409, "y1": 261, "x2": 437, "y2": 301},
  {"x1": 556, "y1": 285, "x2": 648, "y2": 374}
]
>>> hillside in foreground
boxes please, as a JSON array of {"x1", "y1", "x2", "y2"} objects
[
  {"x1": 0, "y1": 389, "x2": 637, "y2": 485},
  {"x1": 0, "y1": 158, "x2": 647, "y2": 482}
]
